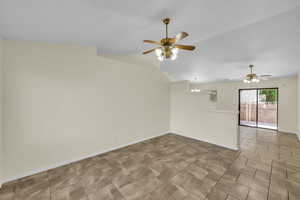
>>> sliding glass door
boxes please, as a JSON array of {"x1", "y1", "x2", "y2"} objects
[{"x1": 239, "y1": 88, "x2": 278, "y2": 130}]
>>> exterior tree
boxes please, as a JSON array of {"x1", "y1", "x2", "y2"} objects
[{"x1": 259, "y1": 89, "x2": 278, "y2": 104}]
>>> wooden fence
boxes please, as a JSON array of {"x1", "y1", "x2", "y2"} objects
[{"x1": 240, "y1": 103, "x2": 277, "y2": 123}]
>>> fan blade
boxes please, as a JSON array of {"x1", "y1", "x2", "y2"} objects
[
  {"x1": 259, "y1": 75, "x2": 272, "y2": 77},
  {"x1": 143, "y1": 40, "x2": 161, "y2": 45},
  {"x1": 174, "y1": 44, "x2": 196, "y2": 51},
  {"x1": 143, "y1": 48, "x2": 158, "y2": 55},
  {"x1": 175, "y1": 32, "x2": 189, "y2": 42},
  {"x1": 259, "y1": 75, "x2": 272, "y2": 80}
]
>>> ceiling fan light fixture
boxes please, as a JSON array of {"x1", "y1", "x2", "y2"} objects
[
  {"x1": 253, "y1": 78, "x2": 260, "y2": 83},
  {"x1": 243, "y1": 79, "x2": 250, "y2": 83},
  {"x1": 155, "y1": 48, "x2": 163, "y2": 57},
  {"x1": 157, "y1": 55, "x2": 164, "y2": 62},
  {"x1": 243, "y1": 78, "x2": 259, "y2": 83},
  {"x1": 171, "y1": 47, "x2": 178, "y2": 60},
  {"x1": 171, "y1": 47, "x2": 179, "y2": 55},
  {"x1": 171, "y1": 54, "x2": 177, "y2": 61},
  {"x1": 155, "y1": 48, "x2": 165, "y2": 61},
  {"x1": 155, "y1": 46, "x2": 178, "y2": 61}
]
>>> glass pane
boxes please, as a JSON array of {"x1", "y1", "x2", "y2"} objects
[
  {"x1": 240, "y1": 90, "x2": 257, "y2": 127},
  {"x1": 258, "y1": 89, "x2": 278, "y2": 130}
]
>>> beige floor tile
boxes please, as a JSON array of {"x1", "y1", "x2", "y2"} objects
[{"x1": 1, "y1": 127, "x2": 300, "y2": 200}]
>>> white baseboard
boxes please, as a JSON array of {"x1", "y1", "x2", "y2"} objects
[
  {"x1": 278, "y1": 129, "x2": 298, "y2": 135},
  {"x1": 2, "y1": 131, "x2": 171, "y2": 185},
  {"x1": 172, "y1": 132, "x2": 239, "y2": 151}
]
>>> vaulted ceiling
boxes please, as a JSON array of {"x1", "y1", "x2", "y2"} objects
[{"x1": 1, "y1": 0, "x2": 299, "y2": 82}]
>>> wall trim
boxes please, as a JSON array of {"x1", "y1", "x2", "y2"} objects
[
  {"x1": 279, "y1": 130, "x2": 300, "y2": 141},
  {"x1": 2, "y1": 131, "x2": 171, "y2": 185},
  {"x1": 279, "y1": 130, "x2": 299, "y2": 135},
  {"x1": 172, "y1": 132, "x2": 239, "y2": 151},
  {"x1": 278, "y1": 129, "x2": 299, "y2": 135}
]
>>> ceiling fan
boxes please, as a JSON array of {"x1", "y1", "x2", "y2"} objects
[
  {"x1": 143, "y1": 18, "x2": 196, "y2": 61},
  {"x1": 243, "y1": 65, "x2": 272, "y2": 83}
]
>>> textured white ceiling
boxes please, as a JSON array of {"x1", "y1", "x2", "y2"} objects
[
  {"x1": 161, "y1": 6, "x2": 300, "y2": 81},
  {"x1": 1, "y1": 0, "x2": 300, "y2": 82}
]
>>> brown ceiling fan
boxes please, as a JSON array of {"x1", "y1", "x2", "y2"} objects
[
  {"x1": 243, "y1": 65, "x2": 272, "y2": 83},
  {"x1": 143, "y1": 18, "x2": 196, "y2": 61}
]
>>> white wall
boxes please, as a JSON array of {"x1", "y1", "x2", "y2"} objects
[
  {"x1": 2, "y1": 40, "x2": 170, "y2": 182},
  {"x1": 0, "y1": 38, "x2": 3, "y2": 185},
  {"x1": 170, "y1": 81, "x2": 239, "y2": 150},
  {"x1": 170, "y1": 76, "x2": 298, "y2": 150},
  {"x1": 191, "y1": 76, "x2": 298, "y2": 134},
  {"x1": 1, "y1": 40, "x2": 298, "y2": 184}
]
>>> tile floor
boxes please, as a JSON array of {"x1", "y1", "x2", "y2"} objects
[
  {"x1": 240, "y1": 121, "x2": 277, "y2": 130},
  {"x1": 0, "y1": 126, "x2": 300, "y2": 200}
]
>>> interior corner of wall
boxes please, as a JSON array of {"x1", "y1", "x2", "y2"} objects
[{"x1": 0, "y1": 36, "x2": 3, "y2": 186}]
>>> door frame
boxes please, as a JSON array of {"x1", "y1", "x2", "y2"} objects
[{"x1": 238, "y1": 87, "x2": 279, "y2": 131}]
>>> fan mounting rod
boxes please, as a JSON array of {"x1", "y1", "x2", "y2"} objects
[
  {"x1": 163, "y1": 18, "x2": 170, "y2": 39},
  {"x1": 249, "y1": 64, "x2": 254, "y2": 74}
]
